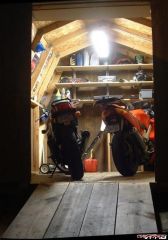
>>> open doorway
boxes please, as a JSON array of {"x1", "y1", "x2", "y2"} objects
[{"x1": 31, "y1": 1, "x2": 154, "y2": 183}]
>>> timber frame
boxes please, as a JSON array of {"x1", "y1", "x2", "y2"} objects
[
  {"x1": 31, "y1": 2, "x2": 153, "y2": 174},
  {"x1": 1, "y1": 1, "x2": 167, "y2": 190}
]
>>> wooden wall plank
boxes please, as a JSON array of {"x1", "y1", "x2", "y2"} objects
[
  {"x1": 44, "y1": 182, "x2": 93, "y2": 238},
  {"x1": 32, "y1": 106, "x2": 40, "y2": 173},
  {"x1": 115, "y1": 183, "x2": 157, "y2": 234},
  {"x1": 79, "y1": 183, "x2": 118, "y2": 236},
  {"x1": 151, "y1": 0, "x2": 168, "y2": 183},
  {"x1": 2, "y1": 183, "x2": 69, "y2": 239}
]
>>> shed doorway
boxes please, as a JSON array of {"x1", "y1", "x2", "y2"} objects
[{"x1": 31, "y1": 1, "x2": 155, "y2": 184}]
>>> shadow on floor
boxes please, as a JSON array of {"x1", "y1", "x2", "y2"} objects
[
  {"x1": 150, "y1": 183, "x2": 168, "y2": 233},
  {"x1": 0, "y1": 184, "x2": 38, "y2": 236}
]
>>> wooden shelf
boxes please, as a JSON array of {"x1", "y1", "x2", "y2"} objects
[
  {"x1": 78, "y1": 98, "x2": 153, "y2": 104},
  {"x1": 55, "y1": 64, "x2": 153, "y2": 72},
  {"x1": 56, "y1": 81, "x2": 153, "y2": 88}
]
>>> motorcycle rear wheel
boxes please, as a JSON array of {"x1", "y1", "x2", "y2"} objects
[
  {"x1": 111, "y1": 131, "x2": 139, "y2": 176},
  {"x1": 61, "y1": 132, "x2": 84, "y2": 181}
]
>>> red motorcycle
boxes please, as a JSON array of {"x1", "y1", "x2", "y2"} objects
[{"x1": 82, "y1": 96, "x2": 155, "y2": 176}]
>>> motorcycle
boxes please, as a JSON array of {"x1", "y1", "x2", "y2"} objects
[
  {"x1": 82, "y1": 95, "x2": 155, "y2": 176},
  {"x1": 39, "y1": 98, "x2": 90, "y2": 180}
]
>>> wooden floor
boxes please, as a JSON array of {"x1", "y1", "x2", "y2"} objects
[
  {"x1": 2, "y1": 178, "x2": 158, "y2": 238},
  {"x1": 31, "y1": 170, "x2": 155, "y2": 184}
]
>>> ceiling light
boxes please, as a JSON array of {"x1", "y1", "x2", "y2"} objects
[{"x1": 91, "y1": 30, "x2": 110, "y2": 58}]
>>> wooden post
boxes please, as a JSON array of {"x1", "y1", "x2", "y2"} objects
[
  {"x1": 151, "y1": 0, "x2": 168, "y2": 183},
  {"x1": 32, "y1": 106, "x2": 40, "y2": 173},
  {"x1": 107, "y1": 133, "x2": 112, "y2": 172}
]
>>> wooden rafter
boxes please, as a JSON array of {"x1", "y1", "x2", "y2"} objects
[
  {"x1": 128, "y1": 17, "x2": 152, "y2": 27},
  {"x1": 55, "y1": 32, "x2": 90, "y2": 58},
  {"x1": 31, "y1": 49, "x2": 50, "y2": 91},
  {"x1": 110, "y1": 18, "x2": 152, "y2": 40},
  {"x1": 109, "y1": 27, "x2": 152, "y2": 55},
  {"x1": 37, "y1": 56, "x2": 60, "y2": 102},
  {"x1": 44, "y1": 20, "x2": 87, "y2": 43},
  {"x1": 31, "y1": 49, "x2": 53, "y2": 98},
  {"x1": 32, "y1": 21, "x2": 71, "y2": 50}
]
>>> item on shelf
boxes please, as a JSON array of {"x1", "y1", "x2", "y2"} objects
[
  {"x1": 90, "y1": 52, "x2": 99, "y2": 65},
  {"x1": 70, "y1": 54, "x2": 76, "y2": 66},
  {"x1": 72, "y1": 77, "x2": 89, "y2": 83},
  {"x1": 135, "y1": 54, "x2": 144, "y2": 64},
  {"x1": 35, "y1": 42, "x2": 46, "y2": 53},
  {"x1": 76, "y1": 52, "x2": 83, "y2": 66},
  {"x1": 98, "y1": 76, "x2": 117, "y2": 82},
  {"x1": 139, "y1": 89, "x2": 153, "y2": 99},
  {"x1": 55, "y1": 89, "x2": 61, "y2": 100},
  {"x1": 31, "y1": 60, "x2": 36, "y2": 73},
  {"x1": 115, "y1": 57, "x2": 133, "y2": 64},
  {"x1": 133, "y1": 69, "x2": 147, "y2": 81},
  {"x1": 66, "y1": 89, "x2": 71, "y2": 99},
  {"x1": 99, "y1": 57, "x2": 108, "y2": 65},
  {"x1": 60, "y1": 76, "x2": 71, "y2": 83},
  {"x1": 83, "y1": 49, "x2": 90, "y2": 66},
  {"x1": 61, "y1": 88, "x2": 66, "y2": 99},
  {"x1": 119, "y1": 78, "x2": 129, "y2": 82}
]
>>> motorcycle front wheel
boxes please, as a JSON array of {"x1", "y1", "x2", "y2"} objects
[{"x1": 111, "y1": 131, "x2": 139, "y2": 176}]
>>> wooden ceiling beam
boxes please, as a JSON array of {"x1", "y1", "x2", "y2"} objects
[
  {"x1": 110, "y1": 18, "x2": 152, "y2": 40},
  {"x1": 52, "y1": 28, "x2": 88, "y2": 47},
  {"x1": 109, "y1": 27, "x2": 152, "y2": 55},
  {"x1": 32, "y1": 21, "x2": 72, "y2": 50},
  {"x1": 31, "y1": 49, "x2": 50, "y2": 91},
  {"x1": 128, "y1": 17, "x2": 152, "y2": 27},
  {"x1": 37, "y1": 56, "x2": 60, "y2": 102},
  {"x1": 31, "y1": 49, "x2": 54, "y2": 98},
  {"x1": 55, "y1": 33, "x2": 91, "y2": 58}
]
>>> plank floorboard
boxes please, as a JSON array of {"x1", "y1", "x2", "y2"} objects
[
  {"x1": 44, "y1": 182, "x2": 93, "y2": 238},
  {"x1": 79, "y1": 182, "x2": 118, "y2": 236},
  {"x1": 115, "y1": 183, "x2": 157, "y2": 234},
  {"x1": 2, "y1": 183, "x2": 69, "y2": 239}
]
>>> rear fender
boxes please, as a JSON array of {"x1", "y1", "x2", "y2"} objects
[{"x1": 115, "y1": 107, "x2": 143, "y2": 133}]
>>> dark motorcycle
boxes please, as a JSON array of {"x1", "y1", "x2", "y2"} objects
[{"x1": 39, "y1": 98, "x2": 90, "y2": 180}]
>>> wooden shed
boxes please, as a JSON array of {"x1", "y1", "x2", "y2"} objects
[
  {"x1": 31, "y1": 3, "x2": 154, "y2": 179},
  {"x1": 1, "y1": 0, "x2": 168, "y2": 238}
]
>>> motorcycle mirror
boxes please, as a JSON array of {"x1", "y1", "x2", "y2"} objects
[{"x1": 100, "y1": 120, "x2": 106, "y2": 131}]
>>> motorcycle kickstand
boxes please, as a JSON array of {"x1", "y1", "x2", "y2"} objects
[{"x1": 49, "y1": 165, "x2": 57, "y2": 178}]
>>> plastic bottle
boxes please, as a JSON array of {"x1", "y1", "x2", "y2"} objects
[
  {"x1": 66, "y1": 89, "x2": 71, "y2": 99},
  {"x1": 55, "y1": 89, "x2": 61, "y2": 100},
  {"x1": 61, "y1": 88, "x2": 66, "y2": 99}
]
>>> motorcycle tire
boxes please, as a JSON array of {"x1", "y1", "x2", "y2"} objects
[
  {"x1": 61, "y1": 132, "x2": 84, "y2": 181},
  {"x1": 111, "y1": 131, "x2": 139, "y2": 176}
]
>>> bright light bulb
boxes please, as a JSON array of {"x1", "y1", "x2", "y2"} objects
[{"x1": 91, "y1": 30, "x2": 110, "y2": 58}]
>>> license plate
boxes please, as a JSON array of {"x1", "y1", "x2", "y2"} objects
[
  {"x1": 105, "y1": 123, "x2": 120, "y2": 133},
  {"x1": 57, "y1": 113, "x2": 73, "y2": 124}
]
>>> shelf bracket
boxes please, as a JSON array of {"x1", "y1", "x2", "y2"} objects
[
  {"x1": 72, "y1": 70, "x2": 76, "y2": 80},
  {"x1": 106, "y1": 84, "x2": 110, "y2": 96}
]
